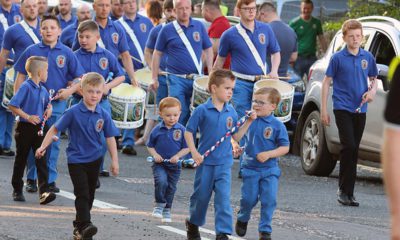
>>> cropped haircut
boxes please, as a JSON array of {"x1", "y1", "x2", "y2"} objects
[
  {"x1": 236, "y1": 0, "x2": 255, "y2": 10},
  {"x1": 41, "y1": 14, "x2": 61, "y2": 28},
  {"x1": 25, "y1": 56, "x2": 48, "y2": 77},
  {"x1": 202, "y1": 0, "x2": 219, "y2": 9},
  {"x1": 173, "y1": 0, "x2": 191, "y2": 8},
  {"x1": 301, "y1": 0, "x2": 314, "y2": 7},
  {"x1": 159, "y1": 97, "x2": 182, "y2": 111},
  {"x1": 81, "y1": 72, "x2": 105, "y2": 89},
  {"x1": 341, "y1": 19, "x2": 363, "y2": 36},
  {"x1": 78, "y1": 20, "x2": 100, "y2": 34},
  {"x1": 164, "y1": 0, "x2": 174, "y2": 10},
  {"x1": 259, "y1": 2, "x2": 276, "y2": 13},
  {"x1": 208, "y1": 69, "x2": 235, "y2": 92},
  {"x1": 254, "y1": 87, "x2": 281, "y2": 105}
]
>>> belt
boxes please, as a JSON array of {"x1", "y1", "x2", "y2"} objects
[{"x1": 232, "y1": 71, "x2": 265, "y2": 82}]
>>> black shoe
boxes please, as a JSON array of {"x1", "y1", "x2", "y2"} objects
[
  {"x1": 238, "y1": 171, "x2": 242, "y2": 179},
  {"x1": 337, "y1": 190, "x2": 351, "y2": 206},
  {"x1": 259, "y1": 231, "x2": 272, "y2": 240},
  {"x1": 73, "y1": 227, "x2": 81, "y2": 240},
  {"x1": 348, "y1": 195, "x2": 360, "y2": 207},
  {"x1": 235, "y1": 220, "x2": 248, "y2": 237},
  {"x1": 40, "y1": 192, "x2": 56, "y2": 205},
  {"x1": 1, "y1": 149, "x2": 15, "y2": 156},
  {"x1": 185, "y1": 218, "x2": 201, "y2": 240},
  {"x1": 96, "y1": 179, "x2": 100, "y2": 189},
  {"x1": 12, "y1": 191, "x2": 25, "y2": 202},
  {"x1": 48, "y1": 182, "x2": 60, "y2": 193},
  {"x1": 216, "y1": 233, "x2": 229, "y2": 240},
  {"x1": 121, "y1": 145, "x2": 137, "y2": 155},
  {"x1": 116, "y1": 137, "x2": 122, "y2": 150},
  {"x1": 81, "y1": 223, "x2": 97, "y2": 239},
  {"x1": 99, "y1": 170, "x2": 110, "y2": 177},
  {"x1": 26, "y1": 179, "x2": 38, "y2": 193}
]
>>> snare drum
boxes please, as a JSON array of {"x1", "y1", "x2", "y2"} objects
[
  {"x1": 136, "y1": 68, "x2": 156, "y2": 112},
  {"x1": 190, "y1": 76, "x2": 210, "y2": 112},
  {"x1": 254, "y1": 79, "x2": 294, "y2": 123},
  {"x1": 2, "y1": 68, "x2": 16, "y2": 110},
  {"x1": 109, "y1": 83, "x2": 146, "y2": 129}
]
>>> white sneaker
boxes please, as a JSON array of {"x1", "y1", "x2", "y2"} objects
[
  {"x1": 152, "y1": 207, "x2": 163, "y2": 218},
  {"x1": 162, "y1": 208, "x2": 172, "y2": 223}
]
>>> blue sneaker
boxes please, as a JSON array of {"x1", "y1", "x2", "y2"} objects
[
  {"x1": 152, "y1": 207, "x2": 163, "y2": 218},
  {"x1": 162, "y1": 208, "x2": 172, "y2": 223}
]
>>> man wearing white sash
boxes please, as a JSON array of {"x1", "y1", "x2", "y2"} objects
[
  {"x1": 0, "y1": 0, "x2": 22, "y2": 26},
  {"x1": 214, "y1": 0, "x2": 280, "y2": 120},
  {"x1": 0, "y1": 0, "x2": 41, "y2": 190},
  {"x1": 151, "y1": 0, "x2": 213, "y2": 125}
]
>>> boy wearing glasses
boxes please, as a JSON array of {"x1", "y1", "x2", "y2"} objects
[{"x1": 234, "y1": 87, "x2": 289, "y2": 240}]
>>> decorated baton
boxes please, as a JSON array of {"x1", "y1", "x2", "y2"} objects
[
  {"x1": 38, "y1": 89, "x2": 56, "y2": 136},
  {"x1": 355, "y1": 78, "x2": 375, "y2": 113},
  {"x1": 146, "y1": 156, "x2": 196, "y2": 168}
]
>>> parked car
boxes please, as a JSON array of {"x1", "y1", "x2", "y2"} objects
[{"x1": 292, "y1": 16, "x2": 399, "y2": 176}]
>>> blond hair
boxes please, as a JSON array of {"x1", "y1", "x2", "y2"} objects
[
  {"x1": 25, "y1": 56, "x2": 48, "y2": 77},
  {"x1": 81, "y1": 72, "x2": 105, "y2": 89},
  {"x1": 342, "y1": 19, "x2": 363, "y2": 36},
  {"x1": 254, "y1": 87, "x2": 281, "y2": 105}
]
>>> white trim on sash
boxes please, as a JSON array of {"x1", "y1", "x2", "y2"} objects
[
  {"x1": 118, "y1": 17, "x2": 146, "y2": 66},
  {"x1": 236, "y1": 23, "x2": 267, "y2": 76},
  {"x1": 173, "y1": 20, "x2": 202, "y2": 75},
  {"x1": 0, "y1": 13, "x2": 8, "y2": 31},
  {"x1": 20, "y1": 20, "x2": 40, "y2": 44},
  {"x1": 97, "y1": 37, "x2": 105, "y2": 49}
]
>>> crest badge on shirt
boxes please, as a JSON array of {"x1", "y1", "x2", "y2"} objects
[
  {"x1": 361, "y1": 59, "x2": 368, "y2": 69},
  {"x1": 226, "y1": 116, "x2": 233, "y2": 129},
  {"x1": 173, "y1": 129, "x2": 182, "y2": 141},
  {"x1": 258, "y1": 33, "x2": 266, "y2": 44},
  {"x1": 96, "y1": 119, "x2": 104, "y2": 132},
  {"x1": 264, "y1": 127, "x2": 273, "y2": 139},
  {"x1": 140, "y1": 23, "x2": 147, "y2": 32},
  {"x1": 56, "y1": 55, "x2": 66, "y2": 68},
  {"x1": 193, "y1": 31, "x2": 200, "y2": 42},
  {"x1": 112, "y1": 32, "x2": 119, "y2": 44},
  {"x1": 99, "y1": 57, "x2": 108, "y2": 70},
  {"x1": 14, "y1": 15, "x2": 21, "y2": 23}
]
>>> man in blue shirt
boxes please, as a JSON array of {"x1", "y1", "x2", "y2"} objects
[
  {"x1": 0, "y1": 0, "x2": 22, "y2": 26},
  {"x1": 60, "y1": 3, "x2": 92, "y2": 48},
  {"x1": 110, "y1": 0, "x2": 124, "y2": 21},
  {"x1": 57, "y1": 0, "x2": 77, "y2": 29},
  {"x1": 152, "y1": 0, "x2": 213, "y2": 125}
]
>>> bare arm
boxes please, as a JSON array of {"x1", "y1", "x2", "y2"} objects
[
  {"x1": 211, "y1": 38, "x2": 220, "y2": 59},
  {"x1": 120, "y1": 51, "x2": 137, "y2": 86},
  {"x1": 318, "y1": 34, "x2": 327, "y2": 53},
  {"x1": 35, "y1": 126, "x2": 59, "y2": 158},
  {"x1": 8, "y1": 105, "x2": 41, "y2": 125},
  {"x1": 170, "y1": 148, "x2": 190, "y2": 164},
  {"x1": 213, "y1": 56, "x2": 226, "y2": 70},
  {"x1": 14, "y1": 72, "x2": 27, "y2": 93},
  {"x1": 203, "y1": 47, "x2": 213, "y2": 72},
  {"x1": 150, "y1": 50, "x2": 163, "y2": 91},
  {"x1": 106, "y1": 136, "x2": 119, "y2": 176},
  {"x1": 144, "y1": 47, "x2": 153, "y2": 69},
  {"x1": 269, "y1": 52, "x2": 281, "y2": 78},
  {"x1": 184, "y1": 131, "x2": 203, "y2": 165},
  {"x1": 147, "y1": 147, "x2": 163, "y2": 162},
  {"x1": 233, "y1": 112, "x2": 257, "y2": 142},
  {"x1": 104, "y1": 75, "x2": 125, "y2": 95},
  {"x1": 0, "y1": 48, "x2": 10, "y2": 74},
  {"x1": 321, "y1": 75, "x2": 332, "y2": 126},
  {"x1": 256, "y1": 146, "x2": 290, "y2": 163}
]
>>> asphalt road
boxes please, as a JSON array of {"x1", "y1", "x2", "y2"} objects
[{"x1": 0, "y1": 138, "x2": 390, "y2": 240}]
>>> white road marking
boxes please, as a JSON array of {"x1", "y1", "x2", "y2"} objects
[
  {"x1": 199, "y1": 227, "x2": 246, "y2": 240},
  {"x1": 57, "y1": 190, "x2": 127, "y2": 209},
  {"x1": 157, "y1": 225, "x2": 245, "y2": 240}
]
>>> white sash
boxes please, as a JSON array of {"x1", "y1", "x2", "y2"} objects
[
  {"x1": 20, "y1": 20, "x2": 40, "y2": 44},
  {"x1": 97, "y1": 37, "x2": 105, "y2": 49},
  {"x1": 173, "y1": 20, "x2": 202, "y2": 75},
  {"x1": 236, "y1": 24, "x2": 267, "y2": 76},
  {"x1": 0, "y1": 13, "x2": 8, "y2": 31},
  {"x1": 118, "y1": 17, "x2": 146, "y2": 67}
]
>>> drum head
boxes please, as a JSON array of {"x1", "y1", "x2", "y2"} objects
[
  {"x1": 136, "y1": 68, "x2": 152, "y2": 86},
  {"x1": 255, "y1": 79, "x2": 293, "y2": 93},
  {"x1": 111, "y1": 83, "x2": 146, "y2": 99}
]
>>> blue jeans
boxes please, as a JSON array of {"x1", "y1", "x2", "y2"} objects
[
  {"x1": 189, "y1": 164, "x2": 233, "y2": 235},
  {"x1": 156, "y1": 75, "x2": 168, "y2": 105},
  {"x1": 237, "y1": 167, "x2": 281, "y2": 233},
  {"x1": 293, "y1": 55, "x2": 317, "y2": 79},
  {"x1": 152, "y1": 163, "x2": 181, "y2": 208},
  {"x1": 167, "y1": 75, "x2": 193, "y2": 125},
  {"x1": 0, "y1": 106, "x2": 14, "y2": 149}
]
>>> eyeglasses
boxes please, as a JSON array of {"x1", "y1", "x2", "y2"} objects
[
  {"x1": 240, "y1": 7, "x2": 257, "y2": 12},
  {"x1": 252, "y1": 100, "x2": 268, "y2": 106}
]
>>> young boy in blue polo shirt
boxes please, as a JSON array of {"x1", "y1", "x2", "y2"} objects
[
  {"x1": 234, "y1": 87, "x2": 289, "y2": 240},
  {"x1": 36, "y1": 72, "x2": 120, "y2": 240},
  {"x1": 185, "y1": 69, "x2": 252, "y2": 240},
  {"x1": 147, "y1": 97, "x2": 189, "y2": 223},
  {"x1": 8, "y1": 56, "x2": 56, "y2": 205},
  {"x1": 321, "y1": 19, "x2": 378, "y2": 207}
]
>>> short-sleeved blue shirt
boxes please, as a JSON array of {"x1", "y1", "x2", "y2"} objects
[
  {"x1": 74, "y1": 46, "x2": 124, "y2": 80},
  {"x1": 155, "y1": 18, "x2": 212, "y2": 74},
  {"x1": 60, "y1": 21, "x2": 78, "y2": 48},
  {"x1": 0, "y1": 4, "x2": 22, "y2": 26},
  {"x1": 9, "y1": 79, "x2": 49, "y2": 123},
  {"x1": 54, "y1": 101, "x2": 120, "y2": 164},
  {"x1": 57, "y1": 15, "x2": 77, "y2": 30},
  {"x1": 326, "y1": 47, "x2": 378, "y2": 113},
  {"x1": 2, "y1": 21, "x2": 41, "y2": 62},
  {"x1": 242, "y1": 114, "x2": 289, "y2": 169},
  {"x1": 147, "y1": 121, "x2": 188, "y2": 161},
  {"x1": 14, "y1": 41, "x2": 85, "y2": 92},
  {"x1": 72, "y1": 18, "x2": 130, "y2": 59},
  {"x1": 146, "y1": 23, "x2": 167, "y2": 71},
  {"x1": 219, "y1": 20, "x2": 280, "y2": 75},
  {"x1": 115, "y1": 15, "x2": 153, "y2": 70},
  {"x1": 186, "y1": 98, "x2": 238, "y2": 166}
]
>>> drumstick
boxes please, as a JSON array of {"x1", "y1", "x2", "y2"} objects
[
  {"x1": 262, "y1": 75, "x2": 291, "y2": 80},
  {"x1": 105, "y1": 72, "x2": 114, "y2": 84},
  {"x1": 146, "y1": 156, "x2": 196, "y2": 168},
  {"x1": 130, "y1": 55, "x2": 146, "y2": 65},
  {"x1": 38, "y1": 89, "x2": 56, "y2": 136}
]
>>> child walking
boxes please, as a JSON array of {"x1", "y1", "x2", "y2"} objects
[
  {"x1": 147, "y1": 97, "x2": 189, "y2": 223},
  {"x1": 9, "y1": 56, "x2": 56, "y2": 205},
  {"x1": 234, "y1": 87, "x2": 290, "y2": 240},
  {"x1": 36, "y1": 72, "x2": 120, "y2": 240}
]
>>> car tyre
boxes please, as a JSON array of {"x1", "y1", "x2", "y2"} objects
[{"x1": 300, "y1": 110, "x2": 336, "y2": 176}]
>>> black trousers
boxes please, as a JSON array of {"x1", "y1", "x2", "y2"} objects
[
  {"x1": 68, "y1": 158, "x2": 101, "y2": 230},
  {"x1": 334, "y1": 110, "x2": 366, "y2": 196},
  {"x1": 11, "y1": 122, "x2": 49, "y2": 195}
]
